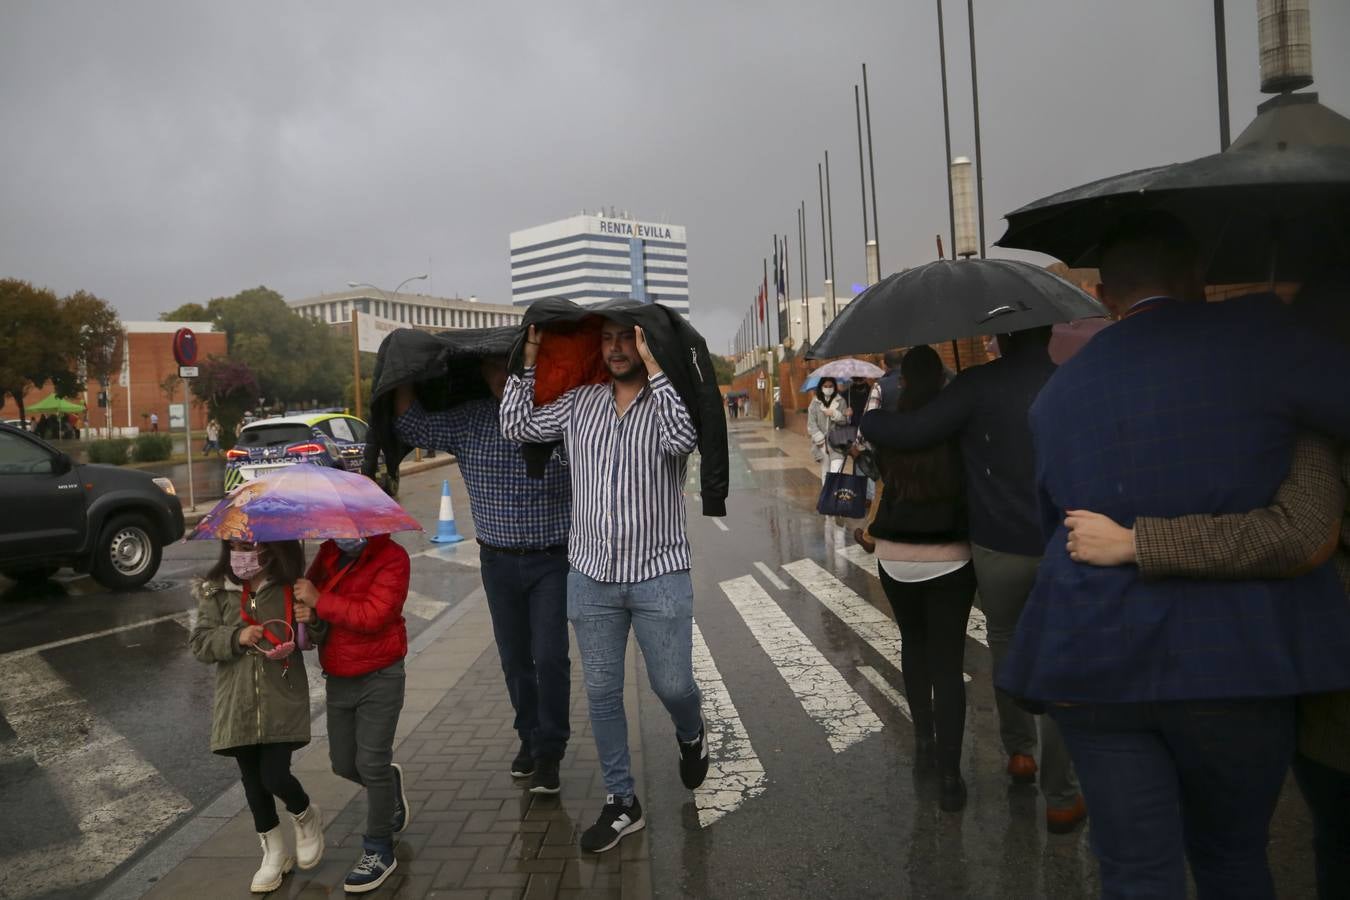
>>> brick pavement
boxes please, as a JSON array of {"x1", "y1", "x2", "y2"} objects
[{"x1": 138, "y1": 596, "x2": 652, "y2": 900}]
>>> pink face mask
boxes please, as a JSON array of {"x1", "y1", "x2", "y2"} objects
[{"x1": 231, "y1": 550, "x2": 264, "y2": 581}]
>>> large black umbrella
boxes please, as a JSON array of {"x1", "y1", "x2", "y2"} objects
[
  {"x1": 805, "y1": 259, "x2": 1106, "y2": 360},
  {"x1": 997, "y1": 92, "x2": 1350, "y2": 283}
]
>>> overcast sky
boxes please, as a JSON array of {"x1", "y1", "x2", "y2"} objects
[{"x1": 2, "y1": 1, "x2": 1347, "y2": 352}]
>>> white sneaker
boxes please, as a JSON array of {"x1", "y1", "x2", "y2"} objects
[
  {"x1": 251, "y1": 826, "x2": 295, "y2": 893},
  {"x1": 291, "y1": 802, "x2": 324, "y2": 870}
]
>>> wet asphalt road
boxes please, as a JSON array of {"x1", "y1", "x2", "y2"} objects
[
  {"x1": 0, "y1": 463, "x2": 477, "y2": 900},
  {"x1": 0, "y1": 430, "x2": 1323, "y2": 899}
]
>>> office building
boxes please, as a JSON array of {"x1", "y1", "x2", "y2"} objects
[{"x1": 288, "y1": 289, "x2": 523, "y2": 335}]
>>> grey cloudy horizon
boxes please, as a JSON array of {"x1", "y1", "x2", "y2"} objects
[{"x1": 2, "y1": 1, "x2": 1347, "y2": 354}]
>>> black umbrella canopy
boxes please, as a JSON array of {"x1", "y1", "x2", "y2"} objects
[
  {"x1": 805, "y1": 259, "x2": 1107, "y2": 360},
  {"x1": 997, "y1": 93, "x2": 1350, "y2": 284}
]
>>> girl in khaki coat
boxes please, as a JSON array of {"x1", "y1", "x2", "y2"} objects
[{"x1": 190, "y1": 539, "x2": 324, "y2": 893}]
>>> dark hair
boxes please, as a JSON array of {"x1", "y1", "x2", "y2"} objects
[
  {"x1": 1098, "y1": 211, "x2": 1201, "y2": 296},
  {"x1": 814, "y1": 377, "x2": 839, "y2": 405},
  {"x1": 207, "y1": 539, "x2": 306, "y2": 586},
  {"x1": 1001, "y1": 325, "x2": 1054, "y2": 353},
  {"x1": 883, "y1": 349, "x2": 905, "y2": 369},
  {"x1": 881, "y1": 346, "x2": 962, "y2": 500}
]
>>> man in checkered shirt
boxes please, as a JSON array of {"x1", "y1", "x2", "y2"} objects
[{"x1": 395, "y1": 357, "x2": 572, "y2": 796}]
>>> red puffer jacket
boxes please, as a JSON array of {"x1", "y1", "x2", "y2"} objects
[{"x1": 308, "y1": 534, "x2": 410, "y2": 678}]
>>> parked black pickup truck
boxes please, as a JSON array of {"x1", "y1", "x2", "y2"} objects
[{"x1": 0, "y1": 422, "x2": 185, "y2": 590}]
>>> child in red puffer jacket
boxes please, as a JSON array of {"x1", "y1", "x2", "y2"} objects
[{"x1": 293, "y1": 533, "x2": 410, "y2": 894}]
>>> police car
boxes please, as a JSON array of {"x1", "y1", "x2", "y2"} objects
[{"x1": 224, "y1": 411, "x2": 370, "y2": 492}]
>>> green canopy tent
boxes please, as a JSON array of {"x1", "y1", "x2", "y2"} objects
[{"x1": 25, "y1": 394, "x2": 85, "y2": 414}]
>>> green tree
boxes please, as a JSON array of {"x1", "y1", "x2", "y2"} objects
[
  {"x1": 191, "y1": 357, "x2": 259, "y2": 446},
  {"x1": 711, "y1": 354, "x2": 735, "y2": 385},
  {"x1": 158, "y1": 302, "x2": 212, "y2": 322},
  {"x1": 203, "y1": 287, "x2": 347, "y2": 407},
  {"x1": 61, "y1": 289, "x2": 124, "y2": 394},
  {"x1": 0, "y1": 279, "x2": 80, "y2": 420}
]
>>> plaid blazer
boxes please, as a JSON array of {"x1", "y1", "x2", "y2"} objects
[
  {"x1": 1134, "y1": 435, "x2": 1350, "y2": 772},
  {"x1": 998, "y1": 295, "x2": 1350, "y2": 704}
]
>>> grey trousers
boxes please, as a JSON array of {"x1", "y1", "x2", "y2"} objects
[
  {"x1": 327, "y1": 659, "x2": 406, "y2": 843},
  {"x1": 971, "y1": 543, "x2": 1080, "y2": 807}
]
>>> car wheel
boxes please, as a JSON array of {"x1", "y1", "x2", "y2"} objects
[
  {"x1": 1, "y1": 566, "x2": 60, "y2": 583},
  {"x1": 91, "y1": 514, "x2": 162, "y2": 591}
]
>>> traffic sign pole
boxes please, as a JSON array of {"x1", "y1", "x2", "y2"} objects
[{"x1": 173, "y1": 328, "x2": 199, "y2": 512}]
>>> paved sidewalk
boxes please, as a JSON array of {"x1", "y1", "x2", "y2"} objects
[{"x1": 132, "y1": 595, "x2": 651, "y2": 899}]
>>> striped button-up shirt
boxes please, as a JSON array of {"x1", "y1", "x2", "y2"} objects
[
  {"x1": 395, "y1": 398, "x2": 571, "y2": 549},
  {"x1": 500, "y1": 368, "x2": 698, "y2": 583}
]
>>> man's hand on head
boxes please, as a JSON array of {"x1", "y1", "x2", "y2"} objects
[
  {"x1": 524, "y1": 324, "x2": 543, "y2": 368},
  {"x1": 635, "y1": 325, "x2": 661, "y2": 376}
]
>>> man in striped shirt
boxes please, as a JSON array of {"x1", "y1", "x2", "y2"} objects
[{"x1": 501, "y1": 318, "x2": 709, "y2": 854}]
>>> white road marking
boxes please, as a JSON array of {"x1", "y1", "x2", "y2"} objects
[
  {"x1": 719, "y1": 574, "x2": 882, "y2": 753},
  {"x1": 782, "y1": 558, "x2": 906, "y2": 674},
  {"x1": 414, "y1": 543, "x2": 481, "y2": 568},
  {"x1": 691, "y1": 621, "x2": 767, "y2": 828},
  {"x1": 0, "y1": 613, "x2": 186, "y2": 664},
  {"x1": 857, "y1": 665, "x2": 912, "y2": 720},
  {"x1": 403, "y1": 589, "x2": 449, "y2": 621},
  {"x1": 835, "y1": 544, "x2": 989, "y2": 648},
  {"x1": 712, "y1": 518, "x2": 730, "y2": 532},
  {"x1": 753, "y1": 562, "x2": 789, "y2": 591},
  {"x1": 0, "y1": 655, "x2": 193, "y2": 898}
]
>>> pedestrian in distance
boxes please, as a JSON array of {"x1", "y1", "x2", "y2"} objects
[
  {"x1": 999, "y1": 213, "x2": 1350, "y2": 899},
  {"x1": 861, "y1": 345, "x2": 977, "y2": 811},
  {"x1": 806, "y1": 376, "x2": 848, "y2": 483},
  {"x1": 189, "y1": 538, "x2": 323, "y2": 894},
  {"x1": 727, "y1": 393, "x2": 739, "y2": 420},
  {"x1": 501, "y1": 319, "x2": 710, "y2": 854},
  {"x1": 861, "y1": 324, "x2": 1085, "y2": 832},
  {"x1": 203, "y1": 418, "x2": 221, "y2": 455},
  {"x1": 393, "y1": 355, "x2": 572, "y2": 796},
  {"x1": 293, "y1": 533, "x2": 411, "y2": 895},
  {"x1": 150, "y1": 411, "x2": 159, "y2": 432}
]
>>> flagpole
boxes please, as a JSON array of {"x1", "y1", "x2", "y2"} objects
[
  {"x1": 936, "y1": 0, "x2": 957, "y2": 261},
  {"x1": 863, "y1": 62, "x2": 881, "y2": 274},
  {"x1": 799, "y1": 202, "x2": 810, "y2": 346},
  {"x1": 762, "y1": 257, "x2": 773, "y2": 419},
  {"x1": 966, "y1": 0, "x2": 987, "y2": 258},
  {"x1": 817, "y1": 162, "x2": 829, "y2": 337},
  {"x1": 824, "y1": 150, "x2": 838, "y2": 321},
  {"x1": 782, "y1": 234, "x2": 790, "y2": 345}
]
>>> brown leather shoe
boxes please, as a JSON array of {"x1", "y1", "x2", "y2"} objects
[
  {"x1": 852, "y1": 527, "x2": 876, "y2": 554},
  {"x1": 1007, "y1": 753, "x2": 1037, "y2": 784},
  {"x1": 1046, "y1": 795, "x2": 1088, "y2": 834}
]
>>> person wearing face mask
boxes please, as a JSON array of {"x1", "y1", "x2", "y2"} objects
[
  {"x1": 292, "y1": 532, "x2": 410, "y2": 895},
  {"x1": 806, "y1": 376, "x2": 849, "y2": 483},
  {"x1": 190, "y1": 538, "x2": 323, "y2": 894}
]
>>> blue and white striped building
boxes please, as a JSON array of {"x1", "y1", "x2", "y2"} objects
[{"x1": 509, "y1": 213, "x2": 689, "y2": 316}]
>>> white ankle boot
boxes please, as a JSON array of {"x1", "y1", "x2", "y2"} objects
[
  {"x1": 251, "y1": 826, "x2": 294, "y2": 893},
  {"x1": 291, "y1": 802, "x2": 324, "y2": 870}
]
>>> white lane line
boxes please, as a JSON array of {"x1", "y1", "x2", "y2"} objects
[
  {"x1": 835, "y1": 544, "x2": 989, "y2": 648},
  {"x1": 691, "y1": 621, "x2": 767, "y2": 828},
  {"x1": 403, "y1": 589, "x2": 449, "y2": 621},
  {"x1": 0, "y1": 613, "x2": 186, "y2": 663},
  {"x1": 782, "y1": 558, "x2": 906, "y2": 674},
  {"x1": 0, "y1": 654, "x2": 193, "y2": 898},
  {"x1": 857, "y1": 665, "x2": 912, "y2": 720},
  {"x1": 720, "y1": 574, "x2": 883, "y2": 753},
  {"x1": 414, "y1": 543, "x2": 481, "y2": 568},
  {"x1": 712, "y1": 518, "x2": 730, "y2": 532},
  {"x1": 753, "y1": 562, "x2": 789, "y2": 591}
]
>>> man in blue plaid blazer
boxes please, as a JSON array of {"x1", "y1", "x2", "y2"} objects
[{"x1": 997, "y1": 213, "x2": 1350, "y2": 900}]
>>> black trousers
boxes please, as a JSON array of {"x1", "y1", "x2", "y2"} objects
[
  {"x1": 879, "y1": 562, "x2": 976, "y2": 775},
  {"x1": 234, "y1": 743, "x2": 310, "y2": 833}
]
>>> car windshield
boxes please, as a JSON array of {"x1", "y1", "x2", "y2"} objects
[{"x1": 236, "y1": 424, "x2": 313, "y2": 448}]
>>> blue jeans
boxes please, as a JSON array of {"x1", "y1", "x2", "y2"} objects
[
  {"x1": 1050, "y1": 699, "x2": 1295, "y2": 900},
  {"x1": 479, "y1": 546, "x2": 571, "y2": 760},
  {"x1": 567, "y1": 568, "x2": 703, "y2": 799}
]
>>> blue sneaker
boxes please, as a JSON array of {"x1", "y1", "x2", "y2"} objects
[
  {"x1": 344, "y1": 845, "x2": 397, "y2": 894},
  {"x1": 391, "y1": 763, "x2": 410, "y2": 835}
]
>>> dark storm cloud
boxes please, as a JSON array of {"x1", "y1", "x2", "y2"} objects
[{"x1": 2, "y1": 1, "x2": 1347, "y2": 350}]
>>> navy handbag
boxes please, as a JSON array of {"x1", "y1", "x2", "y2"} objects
[{"x1": 816, "y1": 460, "x2": 870, "y2": 518}]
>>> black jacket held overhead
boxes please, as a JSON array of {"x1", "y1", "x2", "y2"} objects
[{"x1": 508, "y1": 298, "x2": 728, "y2": 518}]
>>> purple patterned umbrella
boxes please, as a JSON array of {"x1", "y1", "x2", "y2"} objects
[
  {"x1": 189, "y1": 465, "x2": 422, "y2": 543},
  {"x1": 809, "y1": 358, "x2": 885, "y2": 381}
]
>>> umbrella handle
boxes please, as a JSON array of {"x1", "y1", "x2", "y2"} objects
[{"x1": 979, "y1": 302, "x2": 1030, "y2": 324}]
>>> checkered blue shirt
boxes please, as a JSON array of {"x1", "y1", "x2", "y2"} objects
[{"x1": 395, "y1": 398, "x2": 570, "y2": 549}]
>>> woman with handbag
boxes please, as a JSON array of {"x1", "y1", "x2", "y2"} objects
[
  {"x1": 861, "y1": 345, "x2": 976, "y2": 813},
  {"x1": 189, "y1": 538, "x2": 324, "y2": 894},
  {"x1": 807, "y1": 376, "x2": 849, "y2": 483}
]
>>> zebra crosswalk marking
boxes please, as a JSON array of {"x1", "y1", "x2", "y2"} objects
[
  {"x1": 753, "y1": 562, "x2": 789, "y2": 591},
  {"x1": 0, "y1": 655, "x2": 192, "y2": 899},
  {"x1": 782, "y1": 558, "x2": 907, "y2": 675},
  {"x1": 691, "y1": 621, "x2": 767, "y2": 827},
  {"x1": 835, "y1": 544, "x2": 990, "y2": 648},
  {"x1": 857, "y1": 665, "x2": 912, "y2": 720},
  {"x1": 719, "y1": 574, "x2": 883, "y2": 753}
]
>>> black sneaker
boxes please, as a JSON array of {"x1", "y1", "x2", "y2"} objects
[
  {"x1": 344, "y1": 845, "x2": 397, "y2": 894},
  {"x1": 390, "y1": 762, "x2": 410, "y2": 834},
  {"x1": 678, "y1": 724, "x2": 710, "y2": 789},
  {"x1": 529, "y1": 757, "x2": 561, "y2": 795},
  {"x1": 579, "y1": 794, "x2": 645, "y2": 853},
  {"x1": 510, "y1": 742, "x2": 535, "y2": 778}
]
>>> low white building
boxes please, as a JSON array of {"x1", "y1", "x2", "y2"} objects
[{"x1": 288, "y1": 289, "x2": 523, "y2": 333}]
